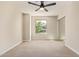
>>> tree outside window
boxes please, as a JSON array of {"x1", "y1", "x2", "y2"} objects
[{"x1": 35, "y1": 20, "x2": 47, "y2": 33}]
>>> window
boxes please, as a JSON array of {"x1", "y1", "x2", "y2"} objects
[{"x1": 35, "y1": 20, "x2": 47, "y2": 33}]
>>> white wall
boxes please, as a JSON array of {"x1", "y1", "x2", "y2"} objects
[
  {"x1": 22, "y1": 13, "x2": 30, "y2": 41},
  {"x1": 0, "y1": 2, "x2": 22, "y2": 55},
  {"x1": 31, "y1": 16, "x2": 57, "y2": 40},
  {"x1": 65, "y1": 2, "x2": 79, "y2": 55},
  {"x1": 58, "y1": 1, "x2": 79, "y2": 55},
  {"x1": 57, "y1": 2, "x2": 71, "y2": 19}
]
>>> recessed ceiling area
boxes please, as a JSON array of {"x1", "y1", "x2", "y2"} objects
[{"x1": 22, "y1": 1, "x2": 69, "y2": 16}]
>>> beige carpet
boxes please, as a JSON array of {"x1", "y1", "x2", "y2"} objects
[{"x1": 1, "y1": 40, "x2": 79, "y2": 57}]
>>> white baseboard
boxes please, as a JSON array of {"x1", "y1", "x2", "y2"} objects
[
  {"x1": 65, "y1": 44, "x2": 79, "y2": 55},
  {"x1": 0, "y1": 41, "x2": 22, "y2": 56}
]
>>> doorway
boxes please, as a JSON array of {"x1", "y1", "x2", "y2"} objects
[
  {"x1": 22, "y1": 13, "x2": 30, "y2": 42},
  {"x1": 57, "y1": 17, "x2": 65, "y2": 41}
]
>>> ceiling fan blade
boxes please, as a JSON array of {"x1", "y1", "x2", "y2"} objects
[
  {"x1": 28, "y1": 2, "x2": 40, "y2": 6},
  {"x1": 44, "y1": 3, "x2": 56, "y2": 7},
  {"x1": 35, "y1": 8, "x2": 40, "y2": 11},
  {"x1": 44, "y1": 8, "x2": 48, "y2": 12}
]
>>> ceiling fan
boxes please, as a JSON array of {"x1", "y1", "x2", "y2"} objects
[{"x1": 28, "y1": 1, "x2": 56, "y2": 12}]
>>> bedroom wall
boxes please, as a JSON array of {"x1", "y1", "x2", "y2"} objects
[
  {"x1": 0, "y1": 2, "x2": 22, "y2": 55},
  {"x1": 58, "y1": 1, "x2": 79, "y2": 55},
  {"x1": 65, "y1": 2, "x2": 79, "y2": 55},
  {"x1": 31, "y1": 16, "x2": 57, "y2": 40}
]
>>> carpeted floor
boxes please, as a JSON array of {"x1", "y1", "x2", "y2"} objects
[{"x1": 1, "y1": 40, "x2": 79, "y2": 57}]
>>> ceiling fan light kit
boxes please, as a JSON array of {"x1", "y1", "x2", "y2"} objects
[
  {"x1": 40, "y1": 8, "x2": 44, "y2": 10},
  {"x1": 28, "y1": 1, "x2": 56, "y2": 12}
]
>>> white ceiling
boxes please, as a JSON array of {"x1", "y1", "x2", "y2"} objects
[{"x1": 22, "y1": 1, "x2": 71, "y2": 16}]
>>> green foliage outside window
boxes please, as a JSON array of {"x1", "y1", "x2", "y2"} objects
[{"x1": 35, "y1": 20, "x2": 47, "y2": 33}]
